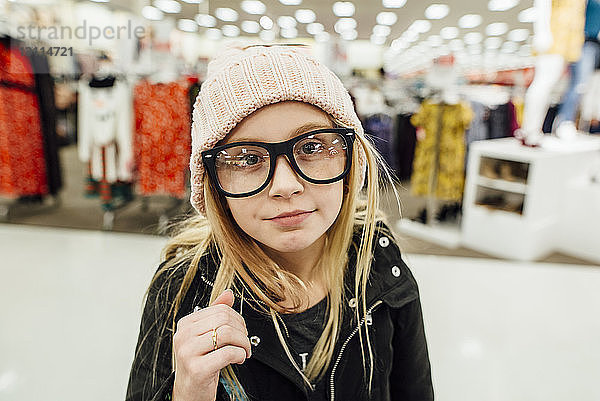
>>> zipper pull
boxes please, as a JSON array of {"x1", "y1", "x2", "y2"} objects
[{"x1": 365, "y1": 312, "x2": 372, "y2": 326}]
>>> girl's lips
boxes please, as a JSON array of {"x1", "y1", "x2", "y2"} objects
[{"x1": 268, "y1": 210, "x2": 314, "y2": 227}]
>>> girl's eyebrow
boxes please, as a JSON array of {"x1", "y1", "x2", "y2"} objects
[{"x1": 232, "y1": 122, "x2": 334, "y2": 143}]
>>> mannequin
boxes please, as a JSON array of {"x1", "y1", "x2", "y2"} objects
[
  {"x1": 518, "y1": 0, "x2": 587, "y2": 146},
  {"x1": 555, "y1": 0, "x2": 600, "y2": 138}
]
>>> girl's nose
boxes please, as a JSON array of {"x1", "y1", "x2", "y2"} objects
[{"x1": 267, "y1": 155, "x2": 304, "y2": 198}]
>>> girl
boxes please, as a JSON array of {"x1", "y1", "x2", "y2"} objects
[{"x1": 126, "y1": 44, "x2": 433, "y2": 401}]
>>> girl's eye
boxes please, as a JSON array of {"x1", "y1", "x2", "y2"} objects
[
  {"x1": 300, "y1": 141, "x2": 324, "y2": 155},
  {"x1": 237, "y1": 154, "x2": 263, "y2": 167}
]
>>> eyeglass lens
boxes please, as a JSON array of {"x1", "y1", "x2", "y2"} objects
[{"x1": 214, "y1": 132, "x2": 348, "y2": 195}]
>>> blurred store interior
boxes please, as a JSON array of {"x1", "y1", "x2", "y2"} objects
[{"x1": 0, "y1": 0, "x2": 599, "y2": 400}]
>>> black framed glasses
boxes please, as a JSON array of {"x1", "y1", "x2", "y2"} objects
[{"x1": 201, "y1": 128, "x2": 356, "y2": 198}]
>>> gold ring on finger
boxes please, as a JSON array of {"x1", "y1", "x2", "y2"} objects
[{"x1": 212, "y1": 327, "x2": 218, "y2": 350}]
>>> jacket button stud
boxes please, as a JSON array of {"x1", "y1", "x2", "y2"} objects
[
  {"x1": 378, "y1": 236, "x2": 389, "y2": 247},
  {"x1": 348, "y1": 298, "x2": 357, "y2": 308},
  {"x1": 391, "y1": 265, "x2": 401, "y2": 277},
  {"x1": 250, "y1": 336, "x2": 261, "y2": 346}
]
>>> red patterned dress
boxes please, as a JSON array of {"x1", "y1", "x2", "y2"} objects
[
  {"x1": 133, "y1": 80, "x2": 191, "y2": 198},
  {"x1": 0, "y1": 40, "x2": 48, "y2": 197}
]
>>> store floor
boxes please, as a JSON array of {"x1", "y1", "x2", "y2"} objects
[
  {"x1": 0, "y1": 144, "x2": 594, "y2": 265},
  {"x1": 1, "y1": 224, "x2": 599, "y2": 401}
]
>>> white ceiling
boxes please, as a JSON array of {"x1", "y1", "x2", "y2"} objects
[
  {"x1": 103, "y1": 0, "x2": 536, "y2": 43},
  {"x1": 95, "y1": 0, "x2": 538, "y2": 72},
  {"x1": 204, "y1": 0, "x2": 535, "y2": 42}
]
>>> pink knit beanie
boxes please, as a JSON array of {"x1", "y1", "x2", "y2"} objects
[{"x1": 190, "y1": 44, "x2": 367, "y2": 216}]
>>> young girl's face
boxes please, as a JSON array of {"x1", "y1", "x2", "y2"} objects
[{"x1": 221, "y1": 101, "x2": 344, "y2": 255}]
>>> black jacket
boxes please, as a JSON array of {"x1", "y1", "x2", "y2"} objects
[{"x1": 126, "y1": 221, "x2": 434, "y2": 401}]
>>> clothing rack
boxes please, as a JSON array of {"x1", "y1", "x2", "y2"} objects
[{"x1": 397, "y1": 91, "x2": 466, "y2": 248}]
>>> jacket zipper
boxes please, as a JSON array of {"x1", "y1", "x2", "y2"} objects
[{"x1": 329, "y1": 299, "x2": 383, "y2": 401}]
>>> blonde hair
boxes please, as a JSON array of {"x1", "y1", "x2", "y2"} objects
[{"x1": 143, "y1": 114, "x2": 402, "y2": 400}]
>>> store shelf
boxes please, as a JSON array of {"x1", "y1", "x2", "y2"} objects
[
  {"x1": 462, "y1": 136, "x2": 600, "y2": 262},
  {"x1": 472, "y1": 203, "x2": 524, "y2": 218},
  {"x1": 476, "y1": 176, "x2": 528, "y2": 194}
]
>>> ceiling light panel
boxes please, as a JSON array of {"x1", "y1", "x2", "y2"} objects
[
  {"x1": 177, "y1": 19, "x2": 197, "y2": 32},
  {"x1": 222, "y1": 25, "x2": 240, "y2": 37},
  {"x1": 464, "y1": 32, "x2": 483, "y2": 44},
  {"x1": 277, "y1": 15, "x2": 297, "y2": 29},
  {"x1": 142, "y1": 6, "x2": 163, "y2": 21},
  {"x1": 458, "y1": 14, "x2": 482, "y2": 29},
  {"x1": 501, "y1": 41, "x2": 518, "y2": 53},
  {"x1": 307, "y1": 22, "x2": 324, "y2": 34},
  {"x1": 485, "y1": 37, "x2": 502, "y2": 49},
  {"x1": 507, "y1": 28, "x2": 529, "y2": 42},
  {"x1": 259, "y1": 16, "x2": 273, "y2": 30},
  {"x1": 196, "y1": 14, "x2": 216, "y2": 27},
  {"x1": 315, "y1": 31, "x2": 330, "y2": 42},
  {"x1": 295, "y1": 9, "x2": 316, "y2": 24},
  {"x1": 279, "y1": 0, "x2": 301, "y2": 5},
  {"x1": 486, "y1": 22, "x2": 508, "y2": 36},
  {"x1": 205, "y1": 28, "x2": 222, "y2": 40},
  {"x1": 391, "y1": 38, "x2": 409, "y2": 50},
  {"x1": 440, "y1": 26, "x2": 458, "y2": 40},
  {"x1": 333, "y1": 2, "x2": 355, "y2": 17},
  {"x1": 402, "y1": 30, "x2": 419, "y2": 42},
  {"x1": 382, "y1": 0, "x2": 406, "y2": 7},
  {"x1": 215, "y1": 8, "x2": 238, "y2": 22},
  {"x1": 371, "y1": 34, "x2": 387, "y2": 45},
  {"x1": 409, "y1": 19, "x2": 431, "y2": 33},
  {"x1": 373, "y1": 25, "x2": 391, "y2": 36},
  {"x1": 242, "y1": 20, "x2": 260, "y2": 33},
  {"x1": 518, "y1": 7, "x2": 537, "y2": 23},
  {"x1": 280, "y1": 27, "x2": 298, "y2": 38},
  {"x1": 260, "y1": 30, "x2": 276, "y2": 41},
  {"x1": 153, "y1": 0, "x2": 180, "y2": 14},
  {"x1": 241, "y1": 0, "x2": 266, "y2": 15},
  {"x1": 334, "y1": 17, "x2": 357, "y2": 33},
  {"x1": 376, "y1": 12, "x2": 398, "y2": 26},
  {"x1": 425, "y1": 4, "x2": 449, "y2": 20},
  {"x1": 488, "y1": 0, "x2": 519, "y2": 12},
  {"x1": 341, "y1": 29, "x2": 358, "y2": 40}
]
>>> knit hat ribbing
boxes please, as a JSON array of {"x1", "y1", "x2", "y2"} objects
[{"x1": 190, "y1": 44, "x2": 367, "y2": 216}]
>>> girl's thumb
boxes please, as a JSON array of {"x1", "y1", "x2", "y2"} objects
[{"x1": 211, "y1": 289, "x2": 234, "y2": 307}]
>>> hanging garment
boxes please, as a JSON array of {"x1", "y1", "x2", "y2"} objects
[
  {"x1": 133, "y1": 80, "x2": 191, "y2": 198},
  {"x1": 0, "y1": 37, "x2": 48, "y2": 198},
  {"x1": 394, "y1": 113, "x2": 417, "y2": 181},
  {"x1": 410, "y1": 100, "x2": 473, "y2": 201},
  {"x1": 556, "y1": 39, "x2": 600, "y2": 125},
  {"x1": 507, "y1": 101, "x2": 520, "y2": 137},
  {"x1": 465, "y1": 101, "x2": 489, "y2": 168},
  {"x1": 584, "y1": 0, "x2": 600, "y2": 41},
  {"x1": 78, "y1": 75, "x2": 134, "y2": 184},
  {"x1": 544, "y1": 0, "x2": 587, "y2": 63},
  {"x1": 27, "y1": 50, "x2": 62, "y2": 195},
  {"x1": 364, "y1": 113, "x2": 395, "y2": 174},
  {"x1": 487, "y1": 103, "x2": 512, "y2": 139},
  {"x1": 512, "y1": 96, "x2": 525, "y2": 126}
]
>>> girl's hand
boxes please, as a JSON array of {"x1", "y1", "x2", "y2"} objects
[{"x1": 172, "y1": 289, "x2": 251, "y2": 401}]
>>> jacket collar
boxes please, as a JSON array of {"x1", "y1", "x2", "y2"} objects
[{"x1": 184, "y1": 222, "x2": 418, "y2": 398}]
